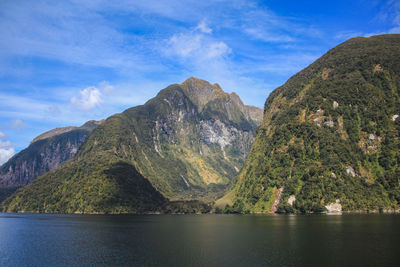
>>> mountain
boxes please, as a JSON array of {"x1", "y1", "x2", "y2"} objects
[
  {"x1": 2, "y1": 154, "x2": 167, "y2": 213},
  {"x1": 1, "y1": 78, "x2": 262, "y2": 213},
  {"x1": 226, "y1": 34, "x2": 400, "y2": 213},
  {"x1": 0, "y1": 120, "x2": 102, "y2": 202}
]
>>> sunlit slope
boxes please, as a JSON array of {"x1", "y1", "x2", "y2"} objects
[{"x1": 231, "y1": 34, "x2": 400, "y2": 213}]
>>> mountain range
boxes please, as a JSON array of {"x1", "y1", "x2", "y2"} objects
[
  {"x1": 1, "y1": 78, "x2": 262, "y2": 213},
  {"x1": 2, "y1": 34, "x2": 399, "y2": 214}
]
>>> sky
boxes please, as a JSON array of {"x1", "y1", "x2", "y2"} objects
[{"x1": 0, "y1": 0, "x2": 399, "y2": 164}]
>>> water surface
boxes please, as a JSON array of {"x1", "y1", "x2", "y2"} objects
[{"x1": 0, "y1": 213, "x2": 399, "y2": 266}]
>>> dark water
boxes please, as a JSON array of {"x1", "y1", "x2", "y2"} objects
[{"x1": 0, "y1": 213, "x2": 399, "y2": 266}]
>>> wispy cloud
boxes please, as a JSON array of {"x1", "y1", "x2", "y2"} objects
[
  {"x1": 387, "y1": 0, "x2": 400, "y2": 32},
  {"x1": 165, "y1": 31, "x2": 231, "y2": 60},
  {"x1": 243, "y1": 28, "x2": 295, "y2": 42},
  {"x1": 100, "y1": 81, "x2": 115, "y2": 96},
  {"x1": 0, "y1": 0, "x2": 160, "y2": 72},
  {"x1": 335, "y1": 31, "x2": 363, "y2": 40},
  {"x1": 10, "y1": 119, "x2": 27, "y2": 130},
  {"x1": 374, "y1": 0, "x2": 400, "y2": 33}
]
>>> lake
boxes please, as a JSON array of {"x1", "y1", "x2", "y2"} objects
[{"x1": 0, "y1": 213, "x2": 399, "y2": 266}]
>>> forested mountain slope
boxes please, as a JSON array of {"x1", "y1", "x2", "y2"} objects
[{"x1": 230, "y1": 34, "x2": 400, "y2": 213}]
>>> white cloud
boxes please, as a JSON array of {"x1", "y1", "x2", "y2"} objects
[
  {"x1": 11, "y1": 119, "x2": 27, "y2": 129},
  {"x1": 0, "y1": 148, "x2": 14, "y2": 166},
  {"x1": 165, "y1": 31, "x2": 231, "y2": 60},
  {"x1": 195, "y1": 20, "x2": 212, "y2": 34},
  {"x1": 71, "y1": 87, "x2": 103, "y2": 111},
  {"x1": 167, "y1": 33, "x2": 202, "y2": 58},
  {"x1": 0, "y1": 140, "x2": 12, "y2": 149},
  {"x1": 0, "y1": 131, "x2": 14, "y2": 165}
]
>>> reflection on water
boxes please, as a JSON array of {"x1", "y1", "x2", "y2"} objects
[{"x1": 0, "y1": 213, "x2": 399, "y2": 266}]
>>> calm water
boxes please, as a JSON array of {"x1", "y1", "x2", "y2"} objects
[{"x1": 0, "y1": 213, "x2": 399, "y2": 266}]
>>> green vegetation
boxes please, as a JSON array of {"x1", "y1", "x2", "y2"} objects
[
  {"x1": 0, "y1": 186, "x2": 20, "y2": 203},
  {"x1": 1, "y1": 154, "x2": 167, "y2": 213},
  {"x1": 231, "y1": 34, "x2": 400, "y2": 213},
  {"x1": 163, "y1": 200, "x2": 212, "y2": 214},
  {"x1": 1, "y1": 78, "x2": 261, "y2": 213}
]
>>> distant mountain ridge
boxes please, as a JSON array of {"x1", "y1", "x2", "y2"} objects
[
  {"x1": 31, "y1": 120, "x2": 103, "y2": 143},
  {"x1": 1, "y1": 78, "x2": 262, "y2": 213},
  {"x1": 0, "y1": 120, "x2": 103, "y2": 202}
]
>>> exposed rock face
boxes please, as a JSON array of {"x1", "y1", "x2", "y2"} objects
[
  {"x1": 180, "y1": 77, "x2": 226, "y2": 111},
  {"x1": 325, "y1": 199, "x2": 342, "y2": 213},
  {"x1": 333, "y1": 101, "x2": 339, "y2": 109},
  {"x1": 0, "y1": 120, "x2": 102, "y2": 187},
  {"x1": 288, "y1": 195, "x2": 296, "y2": 206},
  {"x1": 324, "y1": 120, "x2": 334, "y2": 127},
  {"x1": 346, "y1": 166, "x2": 357, "y2": 177}
]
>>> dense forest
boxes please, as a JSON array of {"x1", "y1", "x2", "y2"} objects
[{"x1": 229, "y1": 34, "x2": 400, "y2": 213}]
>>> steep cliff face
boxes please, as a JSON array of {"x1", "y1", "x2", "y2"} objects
[
  {"x1": 76, "y1": 78, "x2": 262, "y2": 200},
  {"x1": 0, "y1": 120, "x2": 102, "y2": 188},
  {"x1": 1, "y1": 78, "x2": 262, "y2": 213},
  {"x1": 229, "y1": 34, "x2": 400, "y2": 213}
]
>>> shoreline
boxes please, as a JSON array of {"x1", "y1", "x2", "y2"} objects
[{"x1": 2, "y1": 209, "x2": 400, "y2": 216}]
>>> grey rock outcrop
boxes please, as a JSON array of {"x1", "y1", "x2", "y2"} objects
[{"x1": 0, "y1": 120, "x2": 102, "y2": 187}]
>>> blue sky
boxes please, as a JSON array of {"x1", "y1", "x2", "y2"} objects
[{"x1": 0, "y1": 0, "x2": 399, "y2": 164}]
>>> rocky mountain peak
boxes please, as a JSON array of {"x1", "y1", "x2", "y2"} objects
[
  {"x1": 180, "y1": 77, "x2": 226, "y2": 110},
  {"x1": 229, "y1": 92, "x2": 244, "y2": 107},
  {"x1": 180, "y1": 77, "x2": 263, "y2": 124}
]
